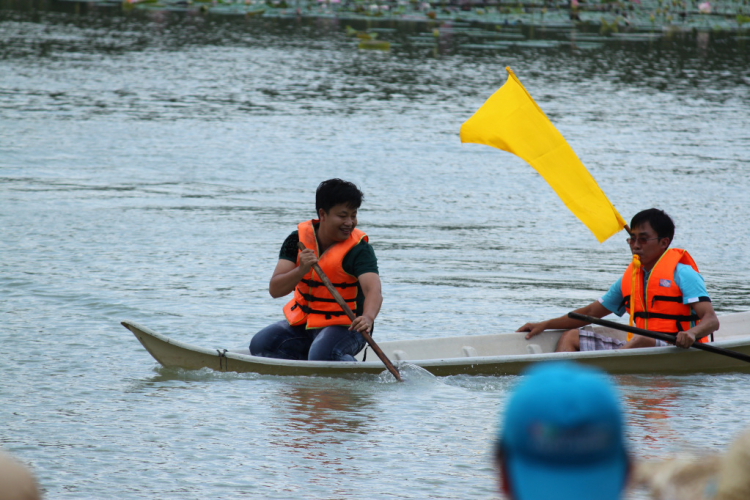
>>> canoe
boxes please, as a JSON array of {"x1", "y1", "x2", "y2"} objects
[{"x1": 121, "y1": 311, "x2": 750, "y2": 377}]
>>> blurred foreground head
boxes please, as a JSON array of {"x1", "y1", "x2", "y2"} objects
[
  {"x1": 496, "y1": 362, "x2": 630, "y2": 500},
  {"x1": 634, "y1": 428, "x2": 750, "y2": 500},
  {"x1": 0, "y1": 451, "x2": 40, "y2": 500},
  {"x1": 714, "y1": 428, "x2": 750, "y2": 500}
]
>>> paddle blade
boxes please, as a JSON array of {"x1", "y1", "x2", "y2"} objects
[{"x1": 460, "y1": 67, "x2": 626, "y2": 243}]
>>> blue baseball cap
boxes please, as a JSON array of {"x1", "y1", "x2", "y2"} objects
[{"x1": 499, "y1": 362, "x2": 629, "y2": 500}]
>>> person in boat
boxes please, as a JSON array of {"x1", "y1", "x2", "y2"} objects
[
  {"x1": 495, "y1": 362, "x2": 631, "y2": 500},
  {"x1": 518, "y1": 208, "x2": 719, "y2": 352},
  {"x1": 249, "y1": 178, "x2": 382, "y2": 361}
]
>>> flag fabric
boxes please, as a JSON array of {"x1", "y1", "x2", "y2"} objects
[{"x1": 460, "y1": 66, "x2": 627, "y2": 243}]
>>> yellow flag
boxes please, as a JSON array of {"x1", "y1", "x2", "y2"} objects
[{"x1": 460, "y1": 67, "x2": 626, "y2": 243}]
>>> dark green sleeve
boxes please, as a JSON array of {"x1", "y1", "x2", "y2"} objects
[
  {"x1": 342, "y1": 240, "x2": 379, "y2": 277},
  {"x1": 279, "y1": 231, "x2": 299, "y2": 262}
]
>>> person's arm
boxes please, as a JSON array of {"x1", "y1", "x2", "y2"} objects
[
  {"x1": 674, "y1": 301, "x2": 720, "y2": 348},
  {"x1": 349, "y1": 272, "x2": 382, "y2": 335},
  {"x1": 517, "y1": 301, "x2": 612, "y2": 340},
  {"x1": 268, "y1": 248, "x2": 317, "y2": 298}
]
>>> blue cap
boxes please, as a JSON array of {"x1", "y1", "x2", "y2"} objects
[{"x1": 500, "y1": 362, "x2": 628, "y2": 500}]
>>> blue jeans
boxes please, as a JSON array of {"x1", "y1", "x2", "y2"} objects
[{"x1": 249, "y1": 320, "x2": 366, "y2": 361}]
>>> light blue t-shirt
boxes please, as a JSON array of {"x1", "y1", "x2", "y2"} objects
[{"x1": 599, "y1": 263, "x2": 709, "y2": 317}]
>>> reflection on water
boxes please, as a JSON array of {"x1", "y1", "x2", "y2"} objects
[
  {"x1": 267, "y1": 384, "x2": 375, "y2": 488},
  {"x1": 619, "y1": 376, "x2": 681, "y2": 456},
  {"x1": 277, "y1": 384, "x2": 372, "y2": 443}
]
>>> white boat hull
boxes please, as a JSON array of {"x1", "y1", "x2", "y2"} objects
[{"x1": 121, "y1": 311, "x2": 750, "y2": 376}]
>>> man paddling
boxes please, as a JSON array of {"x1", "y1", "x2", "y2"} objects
[
  {"x1": 250, "y1": 179, "x2": 382, "y2": 361},
  {"x1": 518, "y1": 209, "x2": 719, "y2": 352}
]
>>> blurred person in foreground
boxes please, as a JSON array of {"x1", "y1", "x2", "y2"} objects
[
  {"x1": 518, "y1": 208, "x2": 719, "y2": 352},
  {"x1": 0, "y1": 451, "x2": 40, "y2": 500},
  {"x1": 495, "y1": 362, "x2": 631, "y2": 500},
  {"x1": 634, "y1": 427, "x2": 750, "y2": 500}
]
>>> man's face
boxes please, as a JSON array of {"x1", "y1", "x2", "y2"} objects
[
  {"x1": 628, "y1": 221, "x2": 670, "y2": 269},
  {"x1": 319, "y1": 204, "x2": 358, "y2": 242}
]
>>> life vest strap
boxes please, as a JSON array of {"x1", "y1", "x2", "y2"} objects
[
  {"x1": 290, "y1": 302, "x2": 348, "y2": 318},
  {"x1": 301, "y1": 278, "x2": 357, "y2": 289},
  {"x1": 297, "y1": 291, "x2": 356, "y2": 305},
  {"x1": 651, "y1": 295, "x2": 684, "y2": 306},
  {"x1": 633, "y1": 311, "x2": 699, "y2": 322}
]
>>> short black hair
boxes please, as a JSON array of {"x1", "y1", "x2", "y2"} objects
[
  {"x1": 630, "y1": 208, "x2": 675, "y2": 243},
  {"x1": 315, "y1": 179, "x2": 364, "y2": 214}
]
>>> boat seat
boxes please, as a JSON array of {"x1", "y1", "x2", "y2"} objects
[
  {"x1": 526, "y1": 344, "x2": 542, "y2": 354},
  {"x1": 462, "y1": 346, "x2": 478, "y2": 357}
]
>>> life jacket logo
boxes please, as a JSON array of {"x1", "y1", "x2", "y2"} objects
[{"x1": 659, "y1": 279, "x2": 671, "y2": 287}]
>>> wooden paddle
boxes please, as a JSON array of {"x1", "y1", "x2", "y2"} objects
[
  {"x1": 568, "y1": 312, "x2": 750, "y2": 363},
  {"x1": 297, "y1": 242, "x2": 403, "y2": 381}
]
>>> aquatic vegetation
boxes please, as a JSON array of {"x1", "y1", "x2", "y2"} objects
[
  {"x1": 55, "y1": 0, "x2": 750, "y2": 36},
  {"x1": 358, "y1": 39, "x2": 391, "y2": 49},
  {"x1": 346, "y1": 25, "x2": 378, "y2": 39},
  {"x1": 600, "y1": 17, "x2": 620, "y2": 33}
]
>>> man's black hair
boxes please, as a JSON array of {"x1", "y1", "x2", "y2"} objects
[
  {"x1": 630, "y1": 208, "x2": 675, "y2": 243},
  {"x1": 315, "y1": 179, "x2": 364, "y2": 214}
]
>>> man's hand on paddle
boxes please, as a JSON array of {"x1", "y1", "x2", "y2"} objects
[
  {"x1": 352, "y1": 272, "x2": 382, "y2": 336},
  {"x1": 673, "y1": 301, "x2": 720, "y2": 349},
  {"x1": 350, "y1": 314, "x2": 375, "y2": 335},
  {"x1": 268, "y1": 250, "x2": 319, "y2": 298},
  {"x1": 297, "y1": 248, "x2": 318, "y2": 274},
  {"x1": 675, "y1": 330, "x2": 696, "y2": 349}
]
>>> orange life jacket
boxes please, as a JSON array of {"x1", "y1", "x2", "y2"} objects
[
  {"x1": 283, "y1": 219, "x2": 367, "y2": 329},
  {"x1": 620, "y1": 248, "x2": 708, "y2": 342}
]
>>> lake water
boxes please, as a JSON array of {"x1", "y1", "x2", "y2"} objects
[{"x1": 1, "y1": 3, "x2": 750, "y2": 499}]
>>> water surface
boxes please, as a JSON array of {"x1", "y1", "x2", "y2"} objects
[{"x1": 1, "y1": 5, "x2": 750, "y2": 499}]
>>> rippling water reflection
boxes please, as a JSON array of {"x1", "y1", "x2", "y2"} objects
[{"x1": 1, "y1": 3, "x2": 749, "y2": 499}]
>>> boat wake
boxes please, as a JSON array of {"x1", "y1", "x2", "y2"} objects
[{"x1": 375, "y1": 362, "x2": 436, "y2": 384}]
